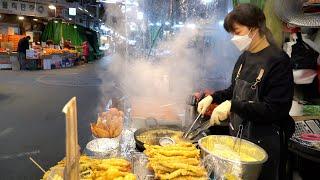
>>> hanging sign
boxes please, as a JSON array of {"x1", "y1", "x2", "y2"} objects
[{"x1": 0, "y1": 1, "x2": 49, "y2": 17}]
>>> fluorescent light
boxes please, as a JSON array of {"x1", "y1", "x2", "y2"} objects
[
  {"x1": 201, "y1": 0, "x2": 213, "y2": 4},
  {"x1": 84, "y1": 9, "x2": 88, "y2": 12},
  {"x1": 48, "y1": 4, "x2": 56, "y2": 10},
  {"x1": 33, "y1": 18, "x2": 38, "y2": 21},
  {"x1": 78, "y1": 7, "x2": 83, "y2": 11},
  {"x1": 165, "y1": 21, "x2": 170, "y2": 25},
  {"x1": 18, "y1": 16, "x2": 24, "y2": 20},
  {"x1": 156, "y1": 22, "x2": 161, "y2": 26},
  {"x1": 99, "y1": 0, "x2": 118, "y2": 3},
  {"x1": 69, "y1": 8, "x2": 76, "y2": 16},
  {"x1": 173, "y1": 24, "x2": 184, "y2": 28},
  {"x1": 186, "y1": 23, "x2": 196, "y2": 29}
]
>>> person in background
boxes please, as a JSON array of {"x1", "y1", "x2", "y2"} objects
[
  {"x1": 17, "y1": 36, "x2": 31, "y2": 70},
  {"x1": 63, "y1": 39, "x2": 71, "y2": 49},
  {"x1": 197, "y1": 4, "x2": 294, "y2": 180},
  {"x1": 82, "y1": 41, "x2": 89, "y2": 63},
  {"x1": 46, "y1": 40, "x2": 54, "y2": 47},
  {"x1": 64, "y1": 39, "x2": 75, "y2": 50}
]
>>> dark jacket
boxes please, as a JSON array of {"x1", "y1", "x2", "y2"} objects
[
  {"x1": 17, "y1": 37, "x2": 30, "y2": 54},
  {"x1": 212, "y1": 45, "x2": 294, "y2": 129}
]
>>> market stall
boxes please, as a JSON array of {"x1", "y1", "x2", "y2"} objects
[
  {"x1": 40, "y1": 93, "x2": 271, "y2": 180},
  {"x1": 0, "y1": 51, "x2": 18, "y2": 70},
  {"x1": 24, "y1": 47, "x2": 80, "y2": 70},
  {"x1": 0, "y1": 33, "x2": 23, "y2": 69}
]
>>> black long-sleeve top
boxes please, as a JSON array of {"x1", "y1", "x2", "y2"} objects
[
  {"x1": 212, "y1": 45, "x2": 294, "y2": 125},
  {"x1": 17, "y1": 37, "x2": 29, "y2": 54}
]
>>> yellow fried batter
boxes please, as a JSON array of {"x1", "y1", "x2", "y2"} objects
[
  {"x1": 158, "y1": 161, "x2": 206, "y2": 176},
  {"x1": 145, "y1": 148, "x2": 200, "y2": 158},
  {"x1": 172, "y1": 175, "x2": 208, "y2": 180},
  {"x1": 144, "y1": 143, "x2": 207, "y2": 180},
  {"x1": 42, "y1": 156, "x2": 136, "y2": 180},
  {"x1": 137, "y1": 129, "x2": 185, "y2": 145},
  {"x1": 157, "y1": 169, "x2": 204, "y2": 179},
  {"x1": 149, "y1": 157, "x2": 200, "y2": 166}
]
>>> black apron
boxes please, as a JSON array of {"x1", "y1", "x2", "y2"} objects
[{"x1": 229, "y1": 64, "x2": 282, "y2": 180}]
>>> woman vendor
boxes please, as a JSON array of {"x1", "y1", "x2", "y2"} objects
[{"x1": 197, "y1": 4, "x2": 294, "y2": 180}]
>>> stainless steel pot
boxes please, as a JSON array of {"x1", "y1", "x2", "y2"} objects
[{"x1": 199, "y1": 135, "x2": 268, "y2": 180}]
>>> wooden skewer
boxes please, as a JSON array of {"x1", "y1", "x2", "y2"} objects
[{"x1": 29, "y1": 157, "x2": 46, "y2": 173}]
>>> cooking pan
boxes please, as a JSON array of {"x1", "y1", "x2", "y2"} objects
[{"x1": 133, "y1": 117, "x2": 183, "y2": 151}]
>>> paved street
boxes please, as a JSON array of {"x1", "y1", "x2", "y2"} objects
[{"x1": 0, "y1": 57, "x2": 117, "y2": 179}]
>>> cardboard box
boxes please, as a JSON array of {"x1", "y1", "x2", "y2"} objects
[
  {"x1": 26, "y1": 50, "x2": 40, "y2": 59},
  {"x1": 43, "y1": 59, "x2": 52, "y2": 70}
]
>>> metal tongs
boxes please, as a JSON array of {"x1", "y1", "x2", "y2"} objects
[
  {"x1": 233, "y1": 124, "x2": 244, "y2": 153},
  {"x1": 188, "y1": 121, "x2": 211, "y2": 140},
  {"x1": 183, "y1": 114, "x2": 202, "y2": 139}
]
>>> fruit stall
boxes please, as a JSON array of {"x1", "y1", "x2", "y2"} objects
[
  {"x1": 41, "y1": 48, "x2": 79, "y2": 70},
  {"x1": 0, "y1": 50, "x2": 18, "y2": 69}
]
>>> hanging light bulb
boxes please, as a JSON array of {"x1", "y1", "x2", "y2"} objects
[{"x1": 48, "y1": 4, "x2": 56, "y2": 10}]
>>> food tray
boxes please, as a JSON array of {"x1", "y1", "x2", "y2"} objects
[{"x1": 85, "y1": 138, "x2": 119, "y2": 158}]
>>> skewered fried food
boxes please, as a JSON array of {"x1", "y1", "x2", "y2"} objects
[
  {"x1": 144, "y1": 143, "x2": 207, "y2": 180},
  {"x1": 144, "y1": 148, "x2": 200, "y2": 158},
  {"x1": 149, "y1": 157, "x2": 200, "y2": 166},
  {"x1": 171, "y1": 175, "x2": 208, "y2": 180},
  {"x1": 42, "y1": 156, "x2": 136, "y2": 180},
  {"x1": 158, "y1": 162, "x2": 206, "y2": 176},
  {"x1": 157, "y1": 169, "x2": 206, "y2": 179}
]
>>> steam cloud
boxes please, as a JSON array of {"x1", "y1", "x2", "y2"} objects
[
  {"x1": 107, "y1": 27, "x2": 202, "y2": 104},
  {"x1": 98, "y1": 22, "x2": 240, "y2": 127}
]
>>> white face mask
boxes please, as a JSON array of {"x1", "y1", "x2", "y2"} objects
[{"x1": 231, "y1": 30, "x2": 256, "y2": 51}]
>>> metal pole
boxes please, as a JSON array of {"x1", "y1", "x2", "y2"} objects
[{"x1": 124, "y1": 0, "x2": 129, "y2": 91}]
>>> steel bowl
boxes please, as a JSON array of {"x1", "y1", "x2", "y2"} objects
[
  {"x1": 85, "y1": 138, "x2": 119, "y2": 158},
  {"x1": 199, "y1": 135, "x2": 268, "y2": 180}
]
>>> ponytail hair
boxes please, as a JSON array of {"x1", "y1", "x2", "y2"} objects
[{"x1": 259, "y1": 21, "x2": 277, "y2": 47}]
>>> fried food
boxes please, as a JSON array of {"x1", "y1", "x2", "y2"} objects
[
  {"x1": 157, "y1": 169, "x2": 205, "y2": 179},
  {"x1": 149, "y1": 157, "x2": 200, "y2": 166},
  {"x1": 171, "y1": 175, "x2": 208, "y2": 180},
  {"x1": 91, "y1": 108, "x2": 124, "y2": 138},
  {"x1": 137, "y1": 129, "x2": 188, "y2": 145},
  {"x1": 42, "y1": 156, "x2": 136, "y2": 180},
  {"x1": 144, "y1": 143, "x2": 200, "y2": 158},
  {"x1": 144, "y1": 143, "x2": 207, "y2": 180}
]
